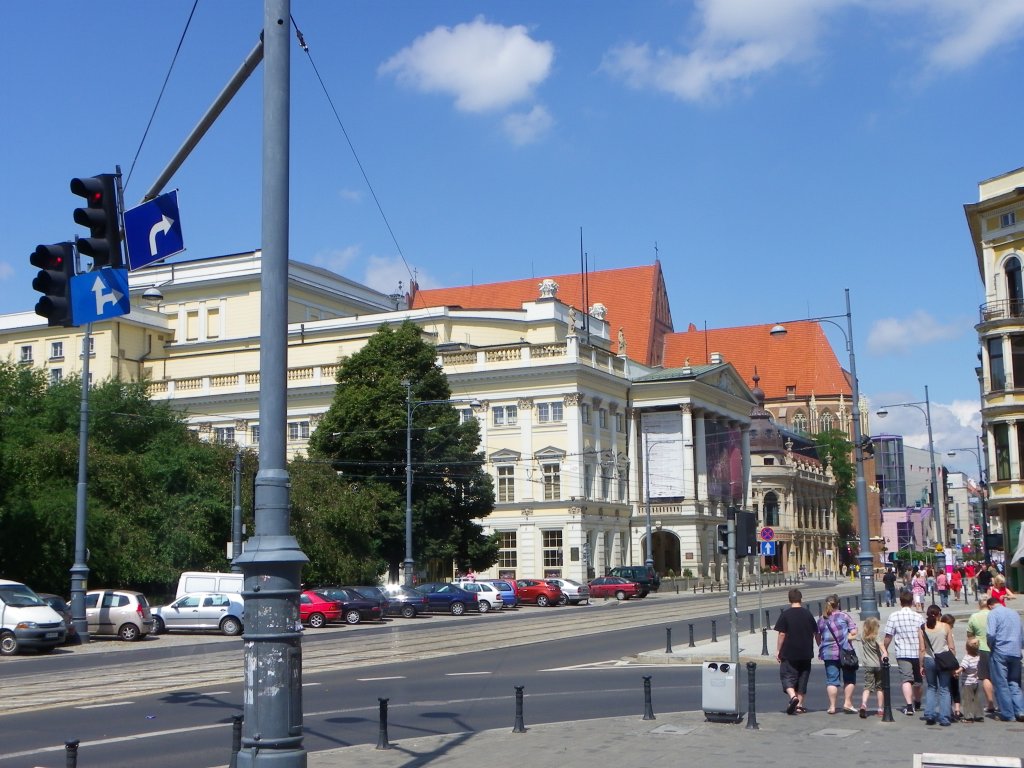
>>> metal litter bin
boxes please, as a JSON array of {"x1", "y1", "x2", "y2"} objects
[{"x1": 702, "y1": 661, "x2": 741, "y2": 722}]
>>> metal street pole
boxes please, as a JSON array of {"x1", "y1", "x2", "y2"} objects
[
  {"x1": 644, "y1": 440, "x2": 654, "y2": 569},
  {"x1": 727, "y1": 509, "x2": 739, "y2": 662},
  {"x1": 235, "y1": 2, "x2": 309, "y2": 765},
  {"x1": 404, "y1": 381, "x2": 414, "y2": 587},
  {"x1": 922, "y1": 386, "x2": 945, "y2": 574},
  {"x1": 977, "y1": 433, "x2": 991, "y2": 562},
  {"x1": 231, "y1": 447, "x2": 243, "y2": 573},
  {"x1": 69, "y1": 324, "x2": 92, "y2": 644}
]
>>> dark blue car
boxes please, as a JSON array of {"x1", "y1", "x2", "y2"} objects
[{"x1": 413, "y1": 582, "x2": 480, "y2": 615}]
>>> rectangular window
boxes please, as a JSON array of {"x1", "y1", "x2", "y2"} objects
[
  {"x1": 498, "y1": 531, "x2": 517, "y2": 568},
  {"x1": 1001, "y1": 211, "x2": 1017, "y2": 228},
  {"x1": 288, "y1": 421, "x2": 310, "y2": 440},
  {"x1": 186, "y1": 310, "x2": 200, "y2": 341},
  {"x1": 537, "y1": 402, "x2": 563, "y2": 423},
  {"x1": 206, "y1": 307, "x2": 221, "y2": 339},
  {"x1": 1012, "y1": 336, "x2": 1024, "y2": 390},
  {"x1": 50, "y1": 341, "x2": 63, "y2": 360},
  {"x1": 616, "y1": 412, "x2": 625, "y2": 433},
  {"x1": 542, "y1": 462, "x2": 561, "y2": 500},
  {"x1": 79, "y1": 337, "x2": 94, "y2": 357},
  {"x1": 786, "y1": 385, "x2": 796, "y2": 400},
  {"x1": 214, "y1": 427, "x2": 235, "y2": 444},
  {"x1": 49, "y1": 368, "x2": 62, "y2": 385},
  {"x1": 580, "y1": 403, "x2": 590, "y2": 424},
  {"x1": 542, "y1": 530, "x2": 563, "y2": 567},
  {"x1": 599, "y1": 409, "x2": 607, "y2": 429},
  {"x1": 250, "y1": 425, "x2": 260, "y2": 445},
  {"x1": 19, "y1": 345, "x2": 32, "y2": 363},
  {"x1": 493, "y1": 405, "x2": 518, "y2": 426},
  {"x1": 994, "y1": 423, "x2": 1011, "y2": 481},
  {"x1": 989, "y1": 337, "x2": 1006, "y2": 390},
  {"x1": 459, "y1": 408, "x2": 475, "y2": 424},
  {"x1": 497, "y1": 465, "x2": 515, "y2": 503}
]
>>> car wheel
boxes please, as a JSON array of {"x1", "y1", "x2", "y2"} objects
[
  {"x1": 152, "y1": 616, "x2": 166, "y2": 635},
  {"x1": 118, "y1": 623, "x2": 141, "y2": 641},
  {"x1": 615, "y1": 590, "x2": 627, "y2": 601},
  {"x1": 478, "y1": 599, "x2": 492, "y2": 613},
  {"x1": 0, "y1": 630, "x2": 19, "y2": 656},
  {"x1": 344, "y1": 609, "x2": 361, "y2": 625},
  {"x1": 450, "y1": 601, "x2": 465, "y2": 616},
  {"x1": 400, "y1": 604, "x2": 416, "y2": 619},
  {"x1": 221, "y1": 616, "x2": 243, "y2": 636},
  {"x1": 557, "y1": 594, "x2": 568, "y2": 606},
  {"x1": 308, "y1": 612, "x2": 326, "y2": 629},
  {"x1": 536, "y1": 595, "x2": 550, "y2": 607}
]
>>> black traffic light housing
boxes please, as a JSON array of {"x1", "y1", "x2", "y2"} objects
[
  {"x1": 734, "y1": 509, "x2": 757, "y2": 557},
  {"x1": 71, "y1": 174, "x2": 122, "y2": 269},
  {"x1": 717, "y1": 524, "x2": 729, "y2": 554},
  {"x1": 30, "y1": 242, "x2": 75, "y2": 326}
]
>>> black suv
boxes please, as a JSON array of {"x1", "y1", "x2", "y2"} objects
[{"x1": 606, "y1": 566, "x2": 660, "y2": 597}]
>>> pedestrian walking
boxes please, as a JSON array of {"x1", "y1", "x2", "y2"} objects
[
  {"x1": 884, "y1": 590, "x2": 924, "y2": 715},
  {"x1": 857, "y1": 616, "x2": 887, "y2": 718},
  {"x1": 966, "y1": 596, "x2": 997, "y2": 715},
  {"x1": 989, "y1": 574, "x2": 1014, "y2": 606},
  {"x1": 774, "y1": 588, "x2": 817, "y2": 715},
  {"x1": 960, "y1": 638, "x2": 984, "y2": 723},
  {"x1": 816, "y1": 594, "x2": 858, "y2": 714},
  {"x1": 919, "y1": 604, "x2": 955, "y2": 726},
  {"x1": 965, "y1": 561, "x2": 977, "y2": 595},
  {"x1": 936, "y1": 570, "x2": 949, "y2": 608},
  {"x1": 986, "y1": 597, "x2": 1024, "y2": 722},
  {"x1": 977, "y1": 564, "x2": 994, "y2": 596},
  {"x1": 941, "y1": 614, "x2": 962, "y2": 720},
  {"x1": 883, "y1": 568, "x2": 898, "y2": 607},
  {"x1": 951, "y1": 569, "x2": 963, "y2": 601}
]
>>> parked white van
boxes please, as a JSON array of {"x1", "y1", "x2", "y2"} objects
[
  {"x1": 0, "y1": 579, "x2": 67, "y2": 655},
  {"x1": 175, "y1": 571, "x2": 244, "y2": 599}
]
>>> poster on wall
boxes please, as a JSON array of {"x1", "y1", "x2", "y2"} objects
[
  {"x1": 705, "y1": 419, "x2": 743, "y2": 504},
  {"x1": 640, "y1": 411, "x2": 687, "y2": 500}
]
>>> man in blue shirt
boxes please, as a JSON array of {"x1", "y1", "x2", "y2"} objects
[{"x1": 986, "y1": 597, "x2": 1024, "y2": 722}]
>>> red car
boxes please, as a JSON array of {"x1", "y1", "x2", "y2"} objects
[
  {"x1": 299, "y1": 590, "x2": 342, "y2": 628},
  {"x1": 587, "y1": 576, "x2": 641, "y2": 600},
  {"x1": 515, "y1": 579, "x2": 562, "y2": 607}
]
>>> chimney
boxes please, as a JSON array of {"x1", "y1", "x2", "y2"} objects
[{"x1": 709, "y1": 352, "x2": 723, "y2": 364}]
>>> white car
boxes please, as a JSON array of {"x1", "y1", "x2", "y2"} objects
[
  {"x1": 453, "y1": 581, "x2": 505, "y2": 613},
  {"x1": 545, "y1": 578, "x2": 590, "y2": 605},
  {"x1": 151, "y1": 592, "x2": 244, "y2": 636}
]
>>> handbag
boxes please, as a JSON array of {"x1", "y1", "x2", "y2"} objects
[
  {"x1": 924, "y1": 630, "x2": 959, "y2": 671},
  {"x1": 823, "y1": 617, "x2": 859, "y2": 670}
]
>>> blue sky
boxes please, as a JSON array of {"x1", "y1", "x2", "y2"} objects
[{"x1": 4, "y1": 1, "x2": 1023, "y2": 477}]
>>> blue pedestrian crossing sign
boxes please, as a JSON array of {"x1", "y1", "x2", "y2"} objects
[
  {"x1": 123, "y1": 191, "x2": 185, "y2": 270},
  {"x1": 760, "y1": 541, "x2": 776, "y2": 556},
  {"x1": 70, "y1": 269, "x2": 131, "y2": 324}
]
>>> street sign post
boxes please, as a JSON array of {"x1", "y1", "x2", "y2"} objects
[
  {"x1": 123, "y1": 191, "x2": 184, "y2": 270},
  {"x1": 70, "y1": 269, "x2": 130, "y2": 324}
]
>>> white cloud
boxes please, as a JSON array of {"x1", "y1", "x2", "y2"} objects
[
  {"x1": 309, "y1": 245, "x2": 360, "y2": 275},
  {"x1": 502, "y1": 105, "x2": 554, "y2": 145},
  {"x1": 0, "y1": 262, "x2": 13, "y2": 281},
  {"x1": 380, "y1": 16, "x2": 554, "y2": 113},
  {"x1": 338, "y1": 188, "x2": 363, "y2": 203},
  {"x1": 361, "y1": 255, "x2": 438, "y2": 295},
  {"x1": 868, "y1": 396, "x2": 980, "y2": 468},
  {"x1": 865, "y1": 310, "x2": 965, "y2": 355},
  {"x1": 918, "y1": 0, "x2": 1024, "y2": 72}
]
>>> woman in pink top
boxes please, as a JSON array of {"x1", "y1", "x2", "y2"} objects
[{"x1": 911, "y1": 571, "x2": 928, "y2": 612}]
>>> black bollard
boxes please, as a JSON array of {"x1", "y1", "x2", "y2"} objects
[
  {"x1": 65, "y1": 739, "x2": 79, "y2": 768},
  {"x1": 761, "y1": 626, "x2": 769, "y2": 656},
  {"x1": 764, "y1": 608, "x2": 770, "y2": 627},
  {"x1": 675, "y1": 580, "x2": 679, "y2": 594},
  {"x1": 688, "y1": 623, "x2": 695, "y2": 648},
  {"x1": 665, "y1": 627, "x2": 673, "y2": 654},
  {"x1": 229, "y1": 714, "x2": 243, "y2": 768},
  {"x1": 817, "y1": 600, "x2": 823, "y2": 614},
  {"x1": 745, "y1": 661, "x2": 759, "y2": 730},
  {"x1": 749, "y1": 612, "x2": 755, "y2": 635},
  {"x1": 881, "y1": 658, "x2": 894, "y2": 722},
  {"x1": 376, "y1": 697, "x2": 392, "y2": 750},
  {"x1": 711, "y1": 619, "x2": 718, "y2": 643},
  {"x1": 513, "y1": 686, "x2": 526, "y2": 733},
  {"x1": 930, "y1": 586, "x2": 937, "y2": 606},
  {"x1": 642, "y1": 675, "x2": 656, "y2": 720},
  {"x1": 855, "y1": 595, "x2": 860, "y2": 610}
]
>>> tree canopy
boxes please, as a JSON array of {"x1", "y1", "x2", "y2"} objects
[
  {"x1": 307, "y1": 321, "x2": 497, "y2": 580},
  {"x1": 813, "y1": 428, "x2": 855, "y2": 537}
]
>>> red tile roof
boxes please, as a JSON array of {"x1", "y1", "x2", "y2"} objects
[
  {"x1": 409, "y1": 264, "x2": 674, "y2": 366},
  {"x1": 662, "y1": 321, "x2": 851, "y2": 400}
]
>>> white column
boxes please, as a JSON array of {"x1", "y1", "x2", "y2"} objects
[
  {"x1": 519, "y1": 399, "x2": 534, "y2": 501},
  {"x1": 564, "y1": 393, "x2": 583, "y2": 499},
  {"x1": 1003, "y1": 334, "x2": 1013, "y2": 389},
  {"x1": 695, "y1": 412, "x2": 708, "y2": 501},
  {"x1": 680, "y1": 404, "x2": 695, "y2": 498},
  {"x1": 1009, "y1": 420, "x2": 1020, "y2": 482}
]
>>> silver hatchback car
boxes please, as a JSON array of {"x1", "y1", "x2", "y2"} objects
[
  {"x1": 84, "y1": 589, "x2": 155, "y2": 641},
  {"x1": 152, "y1": 592, "x2": 244, "y2": 636}
]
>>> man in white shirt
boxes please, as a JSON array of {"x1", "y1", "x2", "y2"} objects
[{"x1": 884, "y1": 590, "x2": 923, "y2": 715}]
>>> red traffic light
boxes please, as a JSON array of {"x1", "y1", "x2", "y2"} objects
[{"x1": 30, "y1": 243, "x2": 69, "y2": 271}]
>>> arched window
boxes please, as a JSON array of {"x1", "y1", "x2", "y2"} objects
[
  {"x1": 820, "y1": 411, "x2": 834, "y2": 432},
  {"x1": 1007, "y1": 256, "x2": 1023, "y2": 317},
  {"x1": 793, "y1": 411, "x2": 807, "y2": 434}
]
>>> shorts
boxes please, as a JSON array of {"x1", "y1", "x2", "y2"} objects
[
  {"x1": 780, "y1": 658, "x2": 812, "y2": 695},
  {"x1": 912, "y1": 592, "x2": 924, "y2": 605},
  {"x1": 823, "y1": 659, "x2": 857, "y2": 687},
  {"x1": 862, "y1": 668, "x2": 883, "y2": 692},
  {"x1": 896, "y1": 657, "x2": 922, "y2": 685},
  {"x1": 978, "y1": 650, "x2": 991, "y2": 681}
]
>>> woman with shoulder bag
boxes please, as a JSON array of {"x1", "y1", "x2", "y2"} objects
[
  {"x1": 919, "y1": 604, "x2": 957, "y2": 726},
  {"x1": 816, "y1": 595, "x2": 858, "y2": 714}
]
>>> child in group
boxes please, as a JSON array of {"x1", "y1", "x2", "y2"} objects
[
  {"x1": 959, "y1": 637, "x2": 983, "y2": 723},
  {"x1": 941, "y1": 614, "x2": 963, "y2": 721},
  {"x1": 857, "y1": 616, "x2": 886, "y2": 717}
]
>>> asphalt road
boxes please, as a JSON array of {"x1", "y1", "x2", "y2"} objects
[{"x1": 0, "y1": 581, "x2": 849, "y2": 768}]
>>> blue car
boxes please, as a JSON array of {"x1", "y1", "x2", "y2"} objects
[
  {"x1": 486, "y1": 580, "x2": 519, "y2": 608},
  {"x1": 414, "y1": 582, "x2": 480, "y2": 615}
]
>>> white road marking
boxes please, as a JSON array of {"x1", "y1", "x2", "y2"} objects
[
  {"x1": 357, "y1": 676, "x2": 405, "y2": 681},
  {"x1": 76, "y1": 701, "x2": 135, "y2": 710},
  {"x1": 445, "y1": 671, "x2": 491, "y2": 676}
]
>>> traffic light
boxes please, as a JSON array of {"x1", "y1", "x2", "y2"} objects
[
  {"x1": 30, "y1": 242, "x2": 75, "y2": 326},
  {"x1": 735, "y1": 510, "x2": 757, "y2": 557},
  {"x1": 717, "y1": 524, "x2": 729, "y2": 554},
  {"x1": 71, "y1": 174, "x2": 122, "y2": 269}
]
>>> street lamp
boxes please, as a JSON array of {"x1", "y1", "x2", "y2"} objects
[
  {"x1": 770, "y1": 288, "x2": 878, "y2": 618},
  {"x1": 876, "y1": 386, "x2": 944, "y2": 573},
  {"x1": 403, "y1": 380, "x2": 480, "y2": 587},
  {"x1": 947, "y1": 435, "x2": 989, "y2": 562}
]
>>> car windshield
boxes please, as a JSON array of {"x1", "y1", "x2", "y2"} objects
[{"x1": 0, "y1": 585, "x2": 46, "y2": 607}]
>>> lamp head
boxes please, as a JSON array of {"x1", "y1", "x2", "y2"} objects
[
  {"x1": 876, "y1": 408, "x2": 889, "y2": 418},
  {"x1": 769, "y1": 324, "x2": 787, "y2": 337},
  {"x1": 142, "y1": 286, "x2": 164, "y2": 303}
]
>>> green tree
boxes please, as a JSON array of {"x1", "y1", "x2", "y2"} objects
[
  {"x1": 814, "y1": 428, "x2": 855, "y2": 537},
  {"x1": 308, "y1": 321, "x2": 496, "y2": 580}
]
